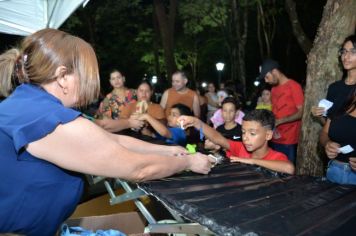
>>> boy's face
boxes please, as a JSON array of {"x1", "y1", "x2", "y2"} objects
[
  {"x1": 241, "y1": 120, "x2": 272, "y2": 152},
  {"x1": 222, "y1": 102, "x2": 237, "y2": 123},
  {"x1": 168, "y1": 108, "x2": 181, "y2": 127}
]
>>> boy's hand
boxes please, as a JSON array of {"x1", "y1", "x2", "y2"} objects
[
  {"x1": 349, "y1": 157, "x2": 356, "y2": 171},
  {"x1": 204, "y1": 139, "x2": 221, "y2": 151},
  {"x1": 177, "y1": 115, "x2": 198, "y2": 129},
  {"x1": 325, "y1": 141, "x2": 340, "y2": 159},
  {"x1": 230, "y1": 156, "x2": 254, "y2": 165}
]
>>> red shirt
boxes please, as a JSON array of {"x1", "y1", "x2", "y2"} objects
[
  {"x1": 226, "y1": 140, "x2": 288, "y2": 161},
  {"x1": 271, "y1": 79, "x2": 304, "y2": 144}
]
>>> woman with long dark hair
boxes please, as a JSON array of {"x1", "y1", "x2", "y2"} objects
[{"x1": 320, "y1": 34, "x2": 356, "y2": 185}]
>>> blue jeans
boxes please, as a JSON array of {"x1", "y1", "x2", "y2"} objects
[
  {"x1": 270, "y1": 142, "x2": 297, "y2": 164},
  {"x1": 326, "y1": 160, "x2": 356, "y2": 185}
]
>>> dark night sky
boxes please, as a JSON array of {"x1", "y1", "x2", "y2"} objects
[{"x1": 0, "y1": 0, "x2": 326, "y2": 97}]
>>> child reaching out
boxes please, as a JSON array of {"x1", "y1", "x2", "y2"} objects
[
  {"x1": 178, "y1": 109, "x2": 295, "y2": 174},
  {"x1": 134, "y1": 103, "x2": 192, "y2": 146}
]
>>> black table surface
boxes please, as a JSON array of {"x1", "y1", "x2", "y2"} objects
[{"x1": 138, "y1": 162, "x2": 356, "y2": 236}]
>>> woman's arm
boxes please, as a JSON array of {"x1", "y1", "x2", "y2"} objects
[
  {"x1": 116, "y1": 134, "x2": 188, "y2": 156},
  {"x1": 230, "y1": 157, "x2": 295, "y2": 175},
  {"x1": 26, "y1": 117, "x2": 211, "y2": 182},
  {"x1": 95, "y1": 117, "x2": 143, "y2": 133}
]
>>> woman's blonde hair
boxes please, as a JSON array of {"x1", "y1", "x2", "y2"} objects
[{"x1": 0, "y1": 28, "x2": 100, "y2": 107}]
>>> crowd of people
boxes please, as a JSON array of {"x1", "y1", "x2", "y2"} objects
[{"x1": 0, "y1": 28, "x2": 355, "y2": 235}]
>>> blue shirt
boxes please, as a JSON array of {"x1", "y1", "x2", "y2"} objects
[
  {"x1": 0, "y1": 84, "x2": 83, "y2": 236},
  {"x1": 156, "y1": 127, "x2": 187, "y2": 146}
]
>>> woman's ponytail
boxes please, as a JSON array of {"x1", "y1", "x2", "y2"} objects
[{"x1": 0, "y1": 48, "x2": 21, "y2": 97}]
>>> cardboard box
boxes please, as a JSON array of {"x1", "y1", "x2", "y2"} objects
[
  {"x1": 65, "y1": 212, "x2": 147, "y2": 235},
  {"x1": 71, "y1": 189, "x2": 139, "y2": 218}
]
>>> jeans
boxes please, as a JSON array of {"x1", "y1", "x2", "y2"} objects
[
  {"x1": 270, "y1": 142, "x2": 297, "y2": 164},
  {"x1": 326, "y1": 160, "x2": 356, "y2": 185}
]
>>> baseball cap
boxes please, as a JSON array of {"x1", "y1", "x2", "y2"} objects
[{"x1": 258, "y1": 59, "x2": 280, "y2": 80}]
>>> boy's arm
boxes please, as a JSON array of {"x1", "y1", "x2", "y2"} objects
[
  {"x1": 231, "y1": 157, "x2": 295, "y2": 175},
  {"x1": 139, "y1": 114, "x2": 172, "y2": 138},
  {"x1": 178, "y1": 116, "x2": 230, "y2": 150}
]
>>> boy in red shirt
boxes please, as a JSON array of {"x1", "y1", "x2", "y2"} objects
[{"x1": 178, "y1": 109, "x2": 295, "y2": 174}]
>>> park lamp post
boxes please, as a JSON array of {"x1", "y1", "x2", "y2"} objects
[
  {"x1": 215, "y1": 62, "x2": 225, "y2": 88},
  {"x1": 151, "y1": 75, "x2": 158, "y2": 84}
]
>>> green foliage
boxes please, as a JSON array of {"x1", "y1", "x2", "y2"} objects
[
  {"x1": 179, "y1": 0, "x2": 228, "y2": 35},
  {"x1": 58, "y1": 0, "x2": 324, "y2": 95}
]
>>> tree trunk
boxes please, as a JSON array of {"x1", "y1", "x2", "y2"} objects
[
  {"x1": 285, "y1": 0, "x2": 312, "y2": 54},
  {"x1": 153, "y1": 0, "x2": 177, "y2": 81},
  {"x1": 231, "y1": 0, "x2": 248, "y2": 96},
  {"x1": 256, "y1": 0, "x2": 276, "y2": 58},
  {"x1": 237, "y1": 3, "x2": 248, "y2": 97},
  {"x1": 152, "y1": 11, "x2": 161, "y2": 79},
  {"x1": 297, "y1": 0, "x2": 356, "y2": 176}
]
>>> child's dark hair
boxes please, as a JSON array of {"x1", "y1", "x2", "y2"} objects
[
  {"x1": 221, "y1": 96, "x2": 241, "y2": 110},
  {"x1": 171, "y1": 103, "x2": 193, "y2": 116},
  {"x1": 243, "y1": 109, "x2": 275, "y2": 130}
]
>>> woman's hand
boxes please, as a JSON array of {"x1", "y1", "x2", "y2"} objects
[
  {"x1": 186, "y1": 153, "x2": 215, "y2": 174},
  {"x1": 131, "y1": 113, "x2": 149, "y2": 121},
  {"x1": 128, "y1": 117, "x2": 144, "y2": 130},
  {"x1": 349, "y1": 157, "x2": 356, "y2": 171},
  {"x1": 311, "y1": 106, "x2": 325, "y2": 117},
  {"x1": 325, "y1": 141, "x2": 340, "y2": 159}
]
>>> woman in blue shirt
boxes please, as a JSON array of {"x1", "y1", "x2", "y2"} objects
[{"x1": 0, "y1": 29, "x2": 213, "y2": 236}]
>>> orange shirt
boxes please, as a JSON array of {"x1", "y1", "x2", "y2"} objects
[
  {"x1": 164, "y1": 88, "x2": 197, "y2": 117},
  {"x1": 121, "y1": 101, "x2": 166, "y2": 120}
]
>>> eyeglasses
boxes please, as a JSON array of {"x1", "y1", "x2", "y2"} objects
[{"x1": 338, "y1": 48, "x2": 356, "y2": 57}]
